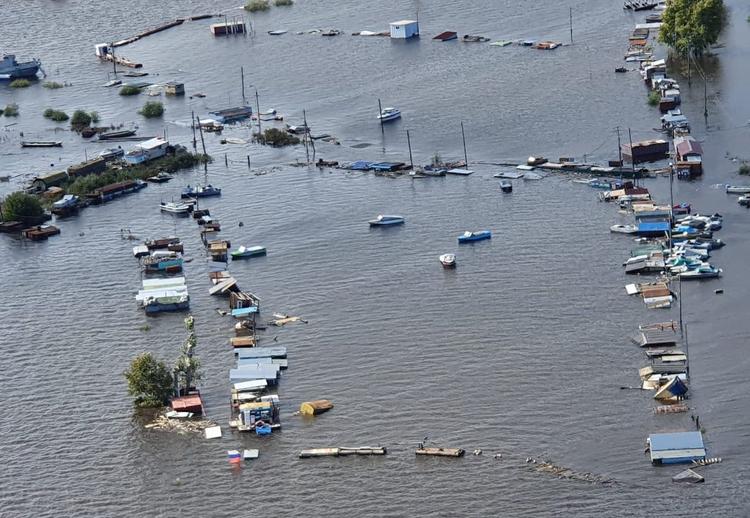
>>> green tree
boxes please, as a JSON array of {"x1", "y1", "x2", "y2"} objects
[
  {"x1": 139, "y1": 101, "x2": 164, "y2": 118},
  {"x1": 659, "y1": 0, "x2": 726, "y2": 56},
  {"x1": 1, "y1": 191, "x2": 44, "y2": 222},
  {"x1": 71, "y1": 110, "x2": 92, "y2": 130},
  {"x1": 124, "y1": 353, "x2": 174, "y2": 407},
  {"x1": 174, "y1": 315, "x2": 201, "y2": 393}
]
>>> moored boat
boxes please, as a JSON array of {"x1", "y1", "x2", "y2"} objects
[
  {"x1": 369, "y1": 214, "x2": 405, "y2": 226},
  {"x1": 458, "y1": 230, "x2": 491, "y2": 243},
  {"x1": 678, "y1": 264, "x2": 721, "y2": 280},
  {"x1": 181, "y1": 184, "x2": 221, "y2": 198},
  {"x1": 439, "y1": 253, "x2": 456, "y2": 268},
  {"x1": 143, "y1": 293, "x2": 190, "y2": 313},
  {"x1": 99, "y1": 147, "x2": 124, "y2": 160},
  {"x1": 611, "y1": 224, "x2": 638, "y2": 234},
  {"x1": 377, "y1": 107, "x2": 401, "y2": 122},
  {"x1": 160, "y1": 201, "x2": 192, "y2": 214},
  {"x1": 231, "y1": 245, "x2": 267, "y2": 259},
  {"x1": 21, "y1": 141, "x2": 62, "y2": 148},
  {"x1": 0, "y1": 54, "x2": 41, "y2": 79},
  {"x1": 725, "y1": 185, "x2": 750, "y2": 194},
  {"x1": 98, "y1": 129, "x2": 136, "y2": 141},
  {"x1": 147, "y1": 171, "x2": 174, "y2": 183},
  {"x1": 51, "y1": 194, "x2": 80, "y2": 216},
  {"x1": 499, "y1": 180, "x2": 513, "y2": 192}
]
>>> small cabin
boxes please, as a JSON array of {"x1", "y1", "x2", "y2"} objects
[
  {"x1": 389, "y1": 20, "x2": 419, "y2": 39},
  {"x1": 164, "y1": 81, "x2": 185, "y2": 96},
  {"x1": 210, "y1": 21, "x2": 246, "y2": 36}
]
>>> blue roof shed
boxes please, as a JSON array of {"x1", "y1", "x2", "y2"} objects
[
  {"x1": 649, "y1": 431, "x2": 706, "y2": 464},
  {"x1": 637, "y1": 221, "x2": 671, "y2": 237}
]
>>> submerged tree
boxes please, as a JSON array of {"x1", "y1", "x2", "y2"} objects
[
  {"x1": 124, "y1": 353, "x2": 174, "y2": 407},
  {"x1": 659, "y1": 0, "x2": 727, "y2": 57},
  {"x1": 174, "y1": 315, "x2": 202, "y2": 393},
  {"x1": 1, "y1": 191, "x2": 44, "y2": 222}
]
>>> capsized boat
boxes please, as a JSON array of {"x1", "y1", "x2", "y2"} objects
[
  {"x1": 377, "y1": 107, "x2": 401, "y2": 122},
  {"x1": 21, "y1": 141, "x2": 62, "y2": 148},
  {"x1": 458, "y1": 230, "x2": 491, "y2": 243},
  {"x1": 499, "y1": 180, "x2": 512, "y2": 193},
  {"x1": 160, "y1": 201, "x2": 192, "y2": 214},
  {"x1": 231, "y1": 245, "x2": 267, "y2": 259},
  {"x1": 369, "y1": 214, "x2": 405, "y2": 226},
  {"x1": 181, "y1": 184, "x2": 221, "y2": 198},
  {"x1": 439, "y1": 253, "x2": 456, "y2": 268},
  {"x1": 611, "y1": 224, "x2": 638, "y2": 234}
]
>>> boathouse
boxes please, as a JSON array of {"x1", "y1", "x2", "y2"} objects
[
  {"x1": 389, "y1": 20, "x2": 419, "y2": 39},
  {"x1": 648, "y1": 431, "x2": 706, "y2": 465}
]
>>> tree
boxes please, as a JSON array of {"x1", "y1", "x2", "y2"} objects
[
  {"x1": 124, "y1": 353, "x2": 174, "y2": 407},
  {"x1": 659, "y1": 0, "x2": 726, "y2": 57},
  {"x1": 1, "y1": 191, "x2": 44, "y2": 222},
  {"x1": 174, "y1": 315, "x2": 202, "y2": 393},
  {"x1": 139, "y1": 101, "x2": 164, "y2": 118},
  {"x1": 71, "y1": 110, "x2": 92, "y2": 130}
]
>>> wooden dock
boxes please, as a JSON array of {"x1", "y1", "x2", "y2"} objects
[{"x1": 299, "y1": 447, "x2": 386, "y2": 458}]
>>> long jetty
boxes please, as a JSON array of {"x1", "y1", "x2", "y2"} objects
[{"x1": 112, "y1": 14, "x2": 222, "y2": 48}]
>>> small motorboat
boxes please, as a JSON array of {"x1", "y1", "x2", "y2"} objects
[
  {"x1": 231, "y1": 245, "x2": 267, "y2": 259},
  {"x1": 99, "y1": 147, "x2": 124, "y2": 160},
  {"x1": 725, "y1": 185, "x2": 750, "y2": 194},
  {"x1": 672, "y1": 203, "x2": 691, "y2": 215},
  {"x1": 181, "y1": 184, "x2": 221, "y2": 198},
  {"x1": 377, "y1": 107, "x2": 401, "y2": 123},
  {"x1": 615, "y1": 67, "x2": 628, "y2": 73},
  {"x1": 499, "y1": 180, "x2": 512, "y2": 193},
  {"x1": 369, "y1": 214, "x2": 405, "y2": 226},
  {"x1": 21, "y1": 141, "x2": 62, "y2": 148},
  {"x1": 458, "y1": 230, "x2": 491, "y2": 243},
  {"x1": 147, "y1": 171, "x2": 174, "y2": 183},
  {"x1": 198, "y1": 119, "x2": 224, "y2": 132},
  {"x1": 439, "y1": 253, "x2": 456, "y2": 268},
  {"x1": 610, "y1": 224, "x2": 638, "y2": 234},
  {"x1": 160, "y1": 201, "x2": 193, "y2": 214},
  {"x1": 103, "y1": 79, "x2": 122, "y2": 87},
  {"x1": 678, "y1": 265, "x2": 722, "y2": 280},
  {"x1": 739, "y1": 195, "x2": 750, "y2": 207},
  {"x1": 268, "y1": 30, "x2": 288, "y2": 36}
]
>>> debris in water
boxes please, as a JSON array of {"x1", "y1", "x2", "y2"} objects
[{"x1": 672, "y1": 468, "x2": 704, "y2": 483}]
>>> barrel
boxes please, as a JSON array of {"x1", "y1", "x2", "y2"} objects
[{"x1": 299, "y1": 400, "x2": 334, "y2": 416}]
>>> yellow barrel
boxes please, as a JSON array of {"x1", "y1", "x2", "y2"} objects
[{"x1": 299, "y1": 400, "x2": 334, "y2": 416}]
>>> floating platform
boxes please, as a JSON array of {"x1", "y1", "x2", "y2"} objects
[
  {"x1": 299, "y1": 447, "x2": 386, "y2": 458},
  {"x1": 416, "y1": 447, "x2": 465, "y2": 457}
]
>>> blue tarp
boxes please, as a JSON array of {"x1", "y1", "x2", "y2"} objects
[
  {"x1": 649, "y1": 431, "x2": 706, "y2": 464},
  {"x1": 231, "y1": 307, "x2": 258, "y2": 318},
  {"x1": 350, "y1": 160, "x2": 374, "y2": 170},
  {"x1": 370, "y1": 162, "x2": 403, "y2": 171}
]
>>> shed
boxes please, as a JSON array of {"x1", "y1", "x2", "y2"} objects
[
  {"x1": 235, "y1": 346, "x2": 288, "y2": 359},
  {"x1": 31, "y1": 171, "x2": 68, "y2": 191},
  {"x1": 389, "y1": 20, "x2": 419, "y2": 39},
  {"x1": 674, "y1": 136, "x2": 702, "y2": 160},
  {"x1": 164, "y1": 81, "x2": 185, "y2": 96},
  {"x1": 637, "y1": 221, "x2": 670, "y2": 237},
  {"x1": 171, "y1": 394, "x2": 204, "y2": 414},
  {"x1": 433, "y1": 31, "x2": 457, "y2": 41},
  {"x1": 649, "y1": 431, "x2": 705, "y2": 464}
]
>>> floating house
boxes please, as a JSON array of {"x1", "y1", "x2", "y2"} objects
[
  {"x1": 89, "y1": 179, "x2": 147, "y2": 203},
  {"x1": 30, "y1": 171, "x2": 68, "y2": 192},
  {"x1": 674, "y1": 136, "x2": 703, "y2": 175},
  {"x1": 648, "y1": 431, "x2": 706, "y2": 465},
  {"x1": 208, "y1": 106, "x2": 253, "y2": 124},
  {"x1": 210, "y1": 20, "x2": 246, "y2": 36},
  {"x1": 124, "y1": 137, "x2": 169, "y2": 164},
  {"x1": 389, "y1": 20, "x2": 419, "y2": 39},
  {"x1": 621, "y1": 139, "x2": 669, "y2": 164}
]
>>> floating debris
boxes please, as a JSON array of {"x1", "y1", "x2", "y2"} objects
[
  {"x1": 672, "y1": 468, "x2": 704, "y2": 483},
  {"x1": 416, "y1": 447, "x2": 465, "y2": 458},
  {"x1": 530, "y1": 461, "x2": 615, "y2": 484},
  {"x1": 144, "y1": 412, "x2": 218, "y2": 434},
  {"x1": 299, "y1": 447, "x2": 386, "y2": 458},
  {"x1": 299, "y1": 400, "x2": 334, "y2": 416}
]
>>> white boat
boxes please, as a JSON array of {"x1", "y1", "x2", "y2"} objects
[
  {"x1": 610, "y1": 224, "x2": 638, "y2": 234},
  {"x1": 160, "y1": 201, "x2": 192, "y2": 214},
  {"x1": 679, "y1": 265, "x2": 722, "y2": 280},
  {"x1": 377, "y1": 107, "x2": 401, "y2": 122},
  {"x1": 439, "y1": 253, "x2": 456, "y2": 268},
  {"x1": 99, "y1": 147, "x2": 124, "y2": 160},
  {"x1": 739, "y1": 195, "x2": 750, "y2": 207},
  {"x1": 103, "y1": 79, "x2": 122, "y2": 87},
  {"x1": 369, "y1": 214, "x2": 405, "y2": 226},
  {"x1": 725, "y1": 185, "x2": 750, "y2": 194}
]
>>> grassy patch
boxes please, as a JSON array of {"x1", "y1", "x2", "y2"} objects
[
  {"x1": 739, "y1": 162, "x2": 750, "y2": 175},
  {"x1": 3, "y1": 103, "x2": 19, "y2": 117},
  {"x1": 119, "y1": 85, "x2": 142, "y2": 96},
  {"x1": 71, "y1": 110, "x2": 93, "y2": 131},
  {"x1": 275, "y1": 0, "x2": 293, "y2": 5},
  {"x1": 245, "y1": 0, "x2": 270, "y2": 12},
  {"x1": 138, "y1": 101, "x2": 164, "y2": 118},
  {"x1": 10, "y1": 79, "x2": 31, "y2": 88},
  {"x1": 647, "y1": 90, "x2": 661, "y2": 106},
  {"x1": 42, "y1": 81, "x2": 64, "y2": 89},
  {"x1": 43, "y1": 108, "x2": 69, "y2": 122}
]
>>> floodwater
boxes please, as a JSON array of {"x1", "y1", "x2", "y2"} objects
[{"x1": 2, "y1": 1, "x2": 750, "y2": 516}]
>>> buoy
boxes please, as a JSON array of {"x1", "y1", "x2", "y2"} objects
[{"x1": 473, "y1": 449, "x2": 482, "y2": 456}]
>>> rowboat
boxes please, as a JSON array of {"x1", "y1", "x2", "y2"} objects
[
  {"x1": 458, "y1": 230, "x2": 491, "y2": 243},
  {"x1": 439, "y1": 253, "x2": 456, "y2": 268},
  {"x1": 369, "y1": 215, "x2": 405, "y2": 226},
  {"x1": 231, "y1": 245, "x2": 267, "y2": 259},
  {"x1": 610, "y1": 224, "x2": 638, "y2": 234},
  {"x1": 21, "y1": 141, "x2": 62, "y2": 148}
]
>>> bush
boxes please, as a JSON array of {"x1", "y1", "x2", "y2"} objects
[
  {"x1": 3, "y1": 103, "x2": 19, "y2": 117},
  {"x1": 739, "y1": 162, "x2": 750, "y2": 175},
  {"x1": 124, "y1": 353, "x2": 174, "y2": 408},
  {"x1": 139, "y1": 101, "x2": 164, "y2": 118},
  {"x1": 43, "y1": 108, "x2": 69, "y2": 122},
  {"x1": 90, "y1": 111, "x2": 100, "y2": 123},
  {"x1": 119, "y1": 85, "x2": 141, "y2": 96},
  {"x1": 43, "y1": 81, "x2": 64, "y2": 89},
  {"x1": 275, "y1": 0, "x2": 293, "y2": 5},
  {"x1": 647, "y1": 90, "x2": 661, "y2": 106},
  {"x1": 245, "y1": 0, "x2": 270, "y2": 11},
  {"x1": 10, "y1": 79, "x2": 31, "y2": 88},
  {"x1": 70, "y1": 109, "x2": 93, "y2": 130},
  {"x1": 253, "y1": 127, "x2": 300, "y2": 147},
  {"x1": 1, "y1": 191, "x2": 44, "y2": 222}
]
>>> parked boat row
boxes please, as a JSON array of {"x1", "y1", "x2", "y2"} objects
[{"x1": 133, "y1": 236, "x2": 190, "y2": 314}]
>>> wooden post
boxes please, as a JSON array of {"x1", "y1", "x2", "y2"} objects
[
  {"x1": 406, "y1": 129, "x2": 414, "y2": 169},
  {"x1": 460, "y1": 121, "x2": 468, "y2": 169},
  {"x1": 303, "y1": 109, "x2": 310, "y2": 163},
  {"x1": 247, "y1": 155, "x2": 251, "y2": 169},
  {"x1": 241, "y1": 66, "x2": 246, "y2": 104},
  {"x1": 225, "y1": 153, "x2": 228, "y2": 167},
  {"x1": 569, "y1": 7, "x2": 573, "y2": 45},
  {"x1": 378, "y1": 98, "x2": 384, "y2": 132},
  {"x1": 197, "y1": 116, "x2": 207, "y2": 156},
  {"x1": 191, "y1": 111, "x2": 197, "y2": 152},
  {"x1": 111, "y1": 43, "x2": 117, "y2": 77},
  {"x1": 255, "y1": 90, "x2": 261, "y2": 134}
]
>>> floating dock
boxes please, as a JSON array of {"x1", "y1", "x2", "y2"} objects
[
  {"x1": 416, "y1": 447, "x2": 465, "y2": 457},
  {"x1": 299, "y1": 447, "x2": 387, "y2": 458}
]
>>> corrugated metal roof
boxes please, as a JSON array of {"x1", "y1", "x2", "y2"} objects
[{"x1": 650, "y1": 431, "x2": 704, "y2": 451}]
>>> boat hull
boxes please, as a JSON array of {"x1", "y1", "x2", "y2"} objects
[{"x1": 458, "y1": 231, "x2": 491, "y2": 243}]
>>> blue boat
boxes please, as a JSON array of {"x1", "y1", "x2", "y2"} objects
[
  {"x1": 369, "y1": 215, "x2": 405, "y2": 226},
  {"x1": 181, "y1": 184, "x2": 221, "y2": 198},
  {"x1": 0, "y1": 54, "x2": 41, "y2": 80},
  {"x1": 143, "y1": 254, "x2": 184, "y2": 273},
  {"x1": 51, "y1": 194, "x2": 79, "y2": 216},
  {"x1": 458, "y1": 230, "x2": 492, "y2": 243}
]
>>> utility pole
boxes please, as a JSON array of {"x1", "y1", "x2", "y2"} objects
[
  {"x1": 406, "y1": 129, "x2": 414, "y2": 169},
  {"x1": 111, "y1": 43, "x2": 117, "y2": 78},
  {"x1": 255, "y1": 90, "x2": 261, "y2": 134},
  {"x1": 191, "y1": 111, "x2": 197, "y2": 152},
  {"x1": 703, "y1": 67, "x2": 708, "y2": 122},
  {"x1": 569, "y1": 7, "x2": 573, "y2": 45},
  {"x1": 241, "y1": 66, "x2": 246, "y2": 104},
  {"x1": 378, "y1": 98, "x2": 384, "y2": 133},
  {"x1": 461, "y1": 121, "x2": 468, "y2": 169},
  {"x1": 303, "y1": 109, "x2": 310, "y2": 163},
  {"x1": 628, "y1": 127, "x2": 636, "y2": 180}
]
